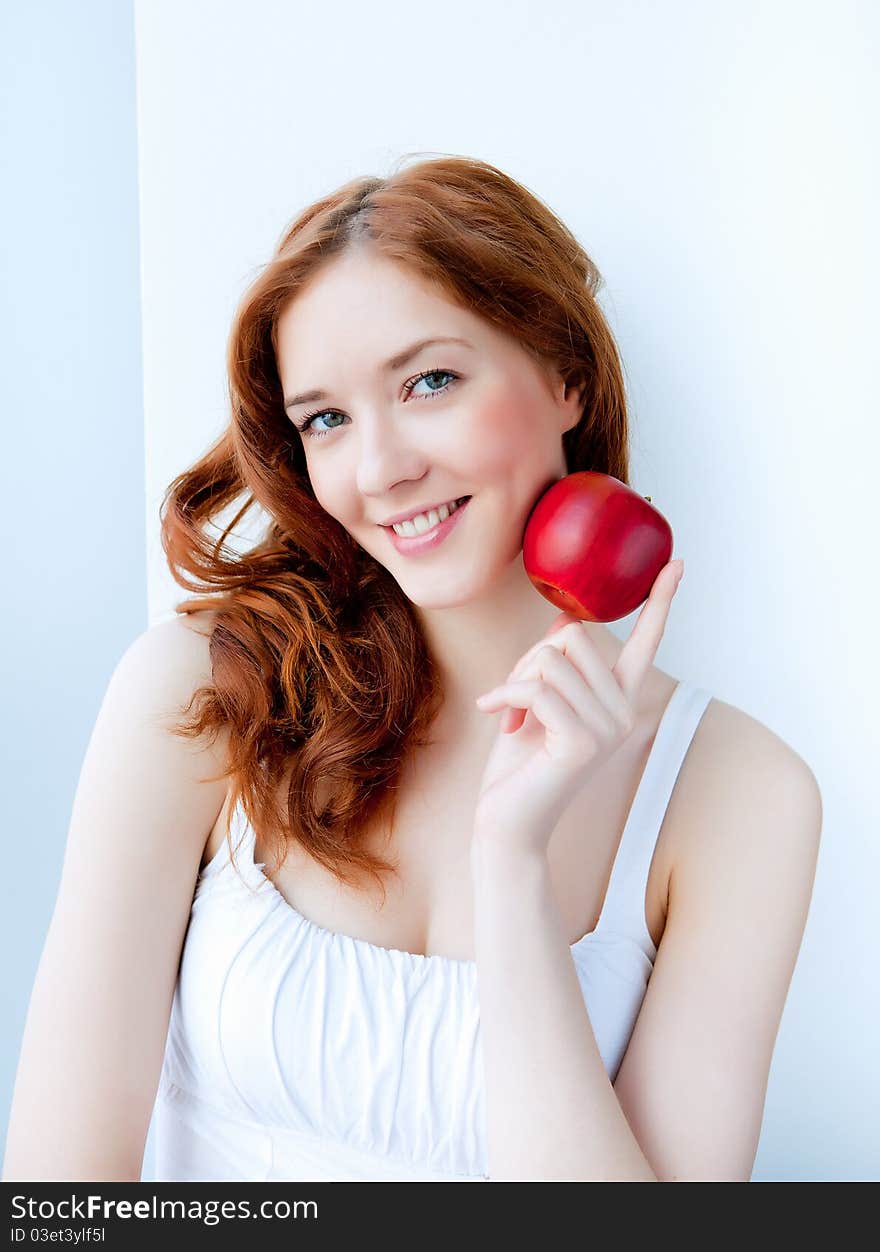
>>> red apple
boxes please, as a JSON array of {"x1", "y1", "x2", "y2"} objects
[{"x1": 522, "y1": 471, "x2": 674, "y2": 622}]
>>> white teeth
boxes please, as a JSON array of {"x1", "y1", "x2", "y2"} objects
[{"x1": 392, "y1": 498, "x2": 462, "y2": 537}]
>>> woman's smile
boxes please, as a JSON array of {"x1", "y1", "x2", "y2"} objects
[{"x1": 383, "y1": 495, "x2": 473, "y2": 555}]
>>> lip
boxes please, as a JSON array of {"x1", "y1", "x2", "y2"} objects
[{"x1": 383, "y1": 496, "x2": 472, "y2": 556}]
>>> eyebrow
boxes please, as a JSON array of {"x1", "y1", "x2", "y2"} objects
[{"x1": 283, "y1": 336, "x2": 474, "y2": 411}]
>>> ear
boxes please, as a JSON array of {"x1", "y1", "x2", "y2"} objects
[{"x1": 559, "y1": 375, "x2": 587, "y2": 433}]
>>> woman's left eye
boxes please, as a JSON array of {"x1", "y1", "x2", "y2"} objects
[
  {"x1": 293, "y1": 368, "x2": 459, "y2": 439},
  {"x1": 404, "y1": 368, "x2": 458, "y2": 400}
]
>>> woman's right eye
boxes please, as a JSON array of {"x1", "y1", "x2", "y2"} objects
[
  {"x1": 293, "y1": 368, "x2": 459, "y2": 440},
  {"x1": 294, "y1": 409, "x2": 344, "y2": 438}
]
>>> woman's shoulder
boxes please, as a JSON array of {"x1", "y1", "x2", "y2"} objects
[
  {"x1": 647, "y1": 675, "x2": 823, "y2": 1051},
  {"x1": 645, "y1": 653, "x2": 813, "y2": 781},
  {"x1": 650, "y1": 665, "x2": 820, "y2": 874},
  {"x1": 122, "y1": 611, "x2": 224, "y2": 747},
  {"x1": 151, "y1": 607, "x2": 220, "y2": 641},
  {"x1": 142, "y1": 609, "x2": 220, "y2": 673},
  {"x1": 690, "y1": 688, "x2": 817, "y2": 785},
  {"x1": 661, "y1": 676, "x2": 821, "y2": 896}
]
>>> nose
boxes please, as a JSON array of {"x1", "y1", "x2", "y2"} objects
[{"x1": 354, "y1": 413, "x2": 429, "y2": 499}]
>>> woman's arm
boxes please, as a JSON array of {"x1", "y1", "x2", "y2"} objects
[
  {"x1": 2, "y1": 614, "x2": 227, "y2": 1181},
  {"x1": 470, "y1": 837, "x2": 658, "y2": 1182},
  {"x1": 470, "y1": 712, "x2": 822, "y2": 1182},
  {"x1": 611, "y1": 712, "x2": 822, "y2": 1181}
]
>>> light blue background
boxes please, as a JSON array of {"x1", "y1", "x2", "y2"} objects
[{"x1": 0, "y1": 0, "x2": 152, "y2": 1176}]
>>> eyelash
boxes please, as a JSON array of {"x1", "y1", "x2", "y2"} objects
[{"x1": 292, "y1": 367, "x2": 460, "y2": 439}]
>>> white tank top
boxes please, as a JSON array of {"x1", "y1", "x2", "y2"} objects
[{"x1": 148, "y1": 679, "x2": 712, "y2": 1181}]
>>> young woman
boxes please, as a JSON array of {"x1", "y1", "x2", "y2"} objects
[{"x1": 3, "y1": 155, "x2": 822, "y2": 1183}]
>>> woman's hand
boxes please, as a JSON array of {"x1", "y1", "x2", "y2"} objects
[{"x1": 470, "y1": 559, "x2": 685, "y2": 860}]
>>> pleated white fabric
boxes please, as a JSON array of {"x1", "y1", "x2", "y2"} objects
[{"x1": 150, "y1": 680, "x2": 713, "y2": 1181}]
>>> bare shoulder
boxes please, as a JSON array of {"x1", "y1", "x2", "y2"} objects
[
  {"x1": 99, "y1": 606, "x2": 229, "y2": 790},
  {"x1": 147, "y1": 607, "x2": 219, "y2": 651},
  {"x1": 173, "y1": 607, "x2": 221, "y2": 640},
  {"x1": 612, "y1": 689, "x2": 823, "y2": 1180},
  {"x1": 121, "y1": 610, "x2": 219, "y2": 707},
  {"x1": 687, "y1": 694, "x2": 820, "y2": 795},
  {"x1": 669, "y1": 692, "x2": 823, "y2": 889}
]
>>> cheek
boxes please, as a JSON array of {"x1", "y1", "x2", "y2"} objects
[
  {"x1": 308, "y1": 473, "x2": 349, "y2": 524},
  {"x1": 467, "y1": 394, "x2": 556, "y2": 483}
]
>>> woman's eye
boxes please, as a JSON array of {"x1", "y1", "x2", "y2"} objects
[
  {"x1": 408, "y1": 369, "x2": 455, "y2": 396},
  {"x1": 294, "y1": 368, "x2": 459, "y2": 439}
]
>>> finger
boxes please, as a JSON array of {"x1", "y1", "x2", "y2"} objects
[
  {"x1": 498, "y1": 618, "x2": 577, "y2": 733},
  {"x1": 524, "y1": 645, "x2": 622, "y2": 739},
  {"x1": 543, "y1": 626, "x2": 633, "y2": 731},
  {"x1": 613, "y1": 559, "x2": 683, "y2": 702},
  {"x1": 475, "y1": 678, "x2": 584, "y2": 740},
  {"x1": 498, "y1": 641, "x2": 615, "y2": 739},
  {"x1": 503, "y1": 617, "x2": 632, "y2": 736}
]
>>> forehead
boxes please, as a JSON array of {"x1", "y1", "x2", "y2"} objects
[{"x1": 275, "y1": 250, "x2": 515, "y2": 378}]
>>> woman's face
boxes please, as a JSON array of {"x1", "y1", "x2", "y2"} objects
[{"x1": 275, "y1": 248, "x2": 585, "y2": 607}]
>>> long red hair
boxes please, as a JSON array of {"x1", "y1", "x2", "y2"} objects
[{"x1": 160, "y1": 152, "x2": 631, "y2": 902}]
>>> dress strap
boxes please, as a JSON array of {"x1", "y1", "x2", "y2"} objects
[
  {"x1": 594, "y1": 681, "x2": 714, "y2": 955},
  {"x1": 199, "y1": 798, "x2": 259, "y2": 880}
]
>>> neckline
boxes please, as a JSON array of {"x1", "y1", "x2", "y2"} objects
[
  {"x1": 247, "y1": 851, "x2": 596, "y2": 973},
  {"x1": 225, "y1": 679, "x2": 686, "y2": 972}
]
